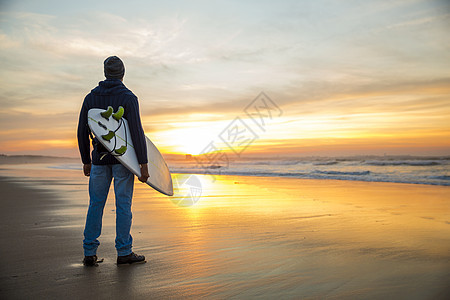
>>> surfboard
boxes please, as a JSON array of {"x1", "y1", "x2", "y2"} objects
[{"x1": 87, "y1": 107, "x2": 173, "y2": 196}]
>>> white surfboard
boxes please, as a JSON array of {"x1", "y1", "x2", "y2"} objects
[{"x1": 88, "y1": 107, "x2": 173, "y2": 196}]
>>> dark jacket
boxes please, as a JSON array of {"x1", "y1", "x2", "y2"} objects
[{"x1": 77, "y1": 79, "x2": 148, "y2": 165}]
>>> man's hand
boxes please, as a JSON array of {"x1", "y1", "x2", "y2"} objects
[
  {"x1": 138, "y1": 164, "x2": 150, "y2": 183},
  {"x1": 83, "y1": 164, "x2": 91, "y2": 177}
]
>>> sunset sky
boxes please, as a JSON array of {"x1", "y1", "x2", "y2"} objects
[{"x1": 0, "y1": 0, "x2": 449, "y2": 158}]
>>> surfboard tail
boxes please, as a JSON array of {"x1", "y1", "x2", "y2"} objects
[
  {"x1": 101, "y1": 106, "x2": 113, "y2": 119},
  {"x1": 113, "y1": 106, "x2": 124, "y2": 121}
]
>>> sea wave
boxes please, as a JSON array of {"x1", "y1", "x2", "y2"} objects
[
  {"x1": 47, "y1": 164, "x2": 82, "y2": 171},
  {"x1": 313, "y1": 170, "x2": 370, "y2": 176},
  {"x1": 238, "y1": 160, "x2": 305, "y2": 166},
  {"x1": 428, "y1": 175, "x2": 450, "y2": 180},
  {"x1": 313, "y1": 161, "x2": 339, "y2": 166},
  {"x1": 172, "y1": 167, "x2": 450, "y2": 186},
  {"x1": 363, "y1": 160, "x2": 442, "y2": 166}
]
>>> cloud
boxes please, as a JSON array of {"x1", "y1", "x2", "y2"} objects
[
  {"x1": 384, "y1": 13, "x2": 450, "y2": 30},
  {"x1": 0, "y1": 11, "x2": 190, "y2": 60},
  {"x1": 1, "y1": 0, "x2": 449, "y2": 156}
]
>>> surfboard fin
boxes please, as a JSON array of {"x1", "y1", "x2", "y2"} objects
[
  {"x1": 113, "y1": 106, "x2": 124, "y2": 121},
  {"x1": 101, "y1": 130, "x2": 115, "y2": 142},
  {"x1": 114, "y1": 145, "x2": 127, "y2": 155},
  {"x1": 101, "y1": 106, "x2": 113, "y2": 119}
]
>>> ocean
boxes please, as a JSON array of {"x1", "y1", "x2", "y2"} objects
[
  {"x1": 2, "y1": 155, "x2": 447, "y2": 187},
  {"x1": 169, "y1": 156, "x2": 450, "y2": 186}
]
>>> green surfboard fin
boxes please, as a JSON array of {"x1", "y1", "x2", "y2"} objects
[
  {"x1": 114, "y1": 145, "x2": 127, "y2": 155},
  {"x1": 101, "y1": 106, "x2": 113, "y2": 119},
  {"x1": 113, "y1": 106, "x2": 124, "y2": 121},
  {"x1": 101, "y1": 130, "x2": 115, "y2": 141}
]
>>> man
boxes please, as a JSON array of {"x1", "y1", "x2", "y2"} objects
[{"x1": 77, "y1": 56, "x2": 149, "y2": 266}]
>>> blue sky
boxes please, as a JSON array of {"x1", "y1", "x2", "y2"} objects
[{"x1": 0, "y1": 0, "x2": 449, "y2": 156}]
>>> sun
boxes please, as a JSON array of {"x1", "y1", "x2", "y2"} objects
[{"x1": 149, "y1": 119, "x2": 230, "y2": 155}]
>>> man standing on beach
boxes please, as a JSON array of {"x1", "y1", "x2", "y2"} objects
[{"x1": 77, "y1": 56, "x2": 149, "y2": 266}]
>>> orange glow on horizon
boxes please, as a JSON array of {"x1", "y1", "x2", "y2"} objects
[
  {"x1": 1, "y1": 84, "x2": 449, "y2": 157},
  {"x1": 1, "y1": 125, "x2": 449, "y2": 157}
]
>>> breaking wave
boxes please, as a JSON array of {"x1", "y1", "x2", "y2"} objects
[
  {"x1": 169, "y1": 156, "x2": 450, "y2": 186},
  {"x1": 363, "y1": 160, "x2": 441, "y2": 166}
]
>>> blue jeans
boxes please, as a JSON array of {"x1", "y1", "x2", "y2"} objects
[{"x1": 83, "y1": 164, "x2": 134, "y2": 256}]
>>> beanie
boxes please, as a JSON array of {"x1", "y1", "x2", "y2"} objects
[{"x1": 104, "y1": 56, "x2": 125, "y2": 79}]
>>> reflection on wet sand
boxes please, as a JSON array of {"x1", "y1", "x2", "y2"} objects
[
  {"x1": 131, "y1": 174, "x2": 450, "y2": 298},
  {"x1": 0, "y1": 164, "x2": 449, "y2": 298}
]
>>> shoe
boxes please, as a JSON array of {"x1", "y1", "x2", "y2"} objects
[
  {"x1": 83, "y1": 255, "x2": 104, "y2": 266},
  {"x1": 117, "y1": 252, "x2": 146, "y2": 265}
]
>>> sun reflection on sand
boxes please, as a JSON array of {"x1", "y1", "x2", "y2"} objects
[
  {"x1": 133, "y1": 174, "x2": 450, "y2": 297},
  {"x1": 1, "y1": 164, "x2": 449, "y2": 298}
]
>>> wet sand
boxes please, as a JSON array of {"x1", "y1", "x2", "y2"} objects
[{"x1": 0, "y1": 164, "x2": 449, "y2": 299}]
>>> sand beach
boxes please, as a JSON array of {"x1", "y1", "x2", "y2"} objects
[{"x1": 0, "y1": 162, "x2": 449, "y2": 299}]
